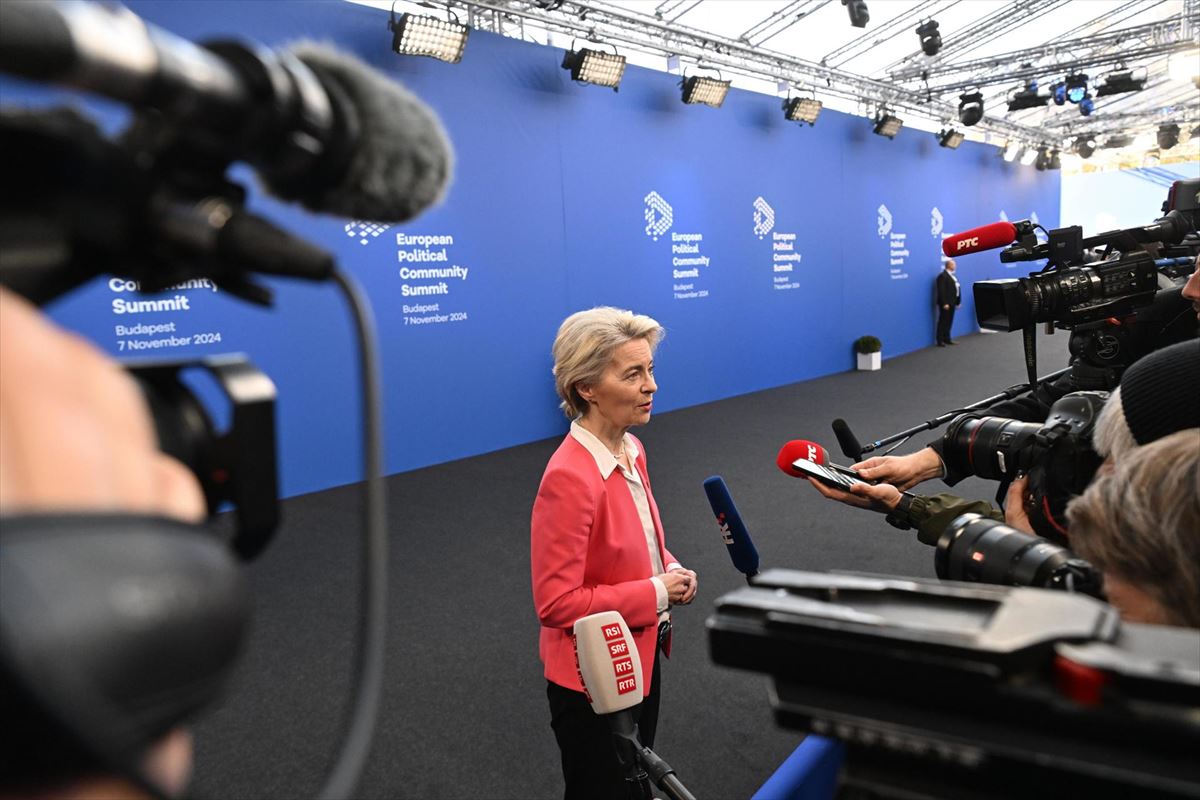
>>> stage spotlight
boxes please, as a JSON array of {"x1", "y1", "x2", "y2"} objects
[
  {"x1": 937, "y1": 128, "x2": 965, "y2": 149},
  {"x1": 1007, "y1": 82, "x2": 1048, "y2": 111},
  {"x1": 389, "y1": 11, "x2": 470, "y2": 63},
  {"x1": 873, "y1": 112, "x2": 903, "y2": 138},
  {"x1": 561, "y1": 47, "x2": 626, "y2": 90},
  {"x1": 1048, "y1": 149, "x2": 1061, "y2": 170},
  {"x1": 1035, "y1": 146, "x2": 1050, "y2": 171},
  {"x1": 681, "y1": 75, "x2": 731, "y2": 107},
  {"x1": 917, "y1": 20, "x2": 941, "y2": 56},
  {"x1": 1051, "y1": 82, "x2": 1066, "y2": 106},
  {"x1": 1020, "y1": 147, "x2": 1039, "y2": 166},
  {"x1": 843, "y1": 0, "x2": 869, "y2": 28},
  {"x1": 1079, "y1": 96, "x2": 1094, "y2": 116},
  {"x1": 783, "y1": 97, "x2": 822, "y2": 125},
  {"x1": 1073, "y1": 137, "x2": 1096, "y2": 158},
  {"x1": 958, "y1": 91, "x2": 983, "y2": 126},
  {"x1": 1065, "y1": 74, "x2": 1088, "y2": 103},
  {"x1": 1002, "y1": 141, "x2": 1021, "y2": 161},
  {"x1": 1096, "y1": 68, "x2": 1147, "y2": 96},
  {"x1": 1158, "y1": 123, "x2": 1180, "y2": 150}
]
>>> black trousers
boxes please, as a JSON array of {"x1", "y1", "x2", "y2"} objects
[
  {"x1": 546, "y1": 651, "x2": 661, "y2": 800},
  {"x1": 937, "y1": 304, "x2": 956, "y2": 344}
]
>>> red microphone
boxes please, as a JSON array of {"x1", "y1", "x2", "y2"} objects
[
  {"x1": 775, "y1": 439, "x2": 832, "y2": 477},
  {"x1": 941, "y1": 221, "x2": 1018, "y2": 257}
]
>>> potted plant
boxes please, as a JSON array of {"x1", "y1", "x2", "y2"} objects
[{"x1": 854, "y1": 335, "x2": 882, "y2": 371}]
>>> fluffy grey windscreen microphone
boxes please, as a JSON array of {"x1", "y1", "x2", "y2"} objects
[{"x1": 277, "y1": 42, "x2": 454, "y2": 223}]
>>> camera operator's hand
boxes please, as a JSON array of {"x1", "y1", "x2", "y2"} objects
[
  {"x1": 0, "y1": 288, "x2": 205, "y2": 521},
  {"x1": 852, "y1": 447, "x2": 944, "y2": 492},
  {"x1": 806, "y1": 477, "x2": 901, "y2": 514},
  {"x1": 1003, "y1": 474, "x2": 1035, "y2": 534}
]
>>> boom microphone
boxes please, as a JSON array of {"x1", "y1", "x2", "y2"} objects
[
  {"x1": 832, "y1": 418, "x2": 865, "y2": 461},
  {"x1": 942, "y1": 221, "x2": 1018, "y2": 257},
  {"x1": 0, "y1": 1, "x2": 452, "y2": 222},
  {"x1": 702, "y1": 477, "x2": 759, "y2": 580}
]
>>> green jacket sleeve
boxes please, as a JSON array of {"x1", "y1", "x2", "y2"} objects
[{"x1": 890, "y1": 492, "x2": 1004, "y2": 547}]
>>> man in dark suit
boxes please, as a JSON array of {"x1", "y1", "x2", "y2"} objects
[{"x1": 935, "y1": 258, "x2": 961, "y2": 346}]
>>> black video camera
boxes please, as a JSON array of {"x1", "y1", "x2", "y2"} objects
[
  {"x1": 940, "y1": 391, "x2": 1106, "y2": 542},
  {"x1": 974, "y1": 178, "x2": 1198, "y2": 333},
  {"x1": 708, "y1": 570, "x2": 1200, "y2": 799}
]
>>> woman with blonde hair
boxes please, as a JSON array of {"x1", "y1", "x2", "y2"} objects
[{"x1": 531, "y1": 307, "x2": 697, "y2": 799}]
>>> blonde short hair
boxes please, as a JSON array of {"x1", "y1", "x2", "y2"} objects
[
  {"x1": 1066, "y1": 429, "x2": 1200, "y2": 628},
  {"x1": 551, "y1": 307, "x2": 663, "y2": 419}
]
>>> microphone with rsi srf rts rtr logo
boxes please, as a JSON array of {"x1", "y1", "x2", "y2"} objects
[
  {"x1": 941, "y1": 219, "x2": 1036, "y2": 257},
  {"x1": 573, "y1": 612, "x2": 696, "y2": 800},
  {"x1": 702, "y1": 476, "x2": 759, "y2": 582}
]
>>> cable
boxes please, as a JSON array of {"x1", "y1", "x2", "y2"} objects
[{"x1": 317, "y1": 268, "x2": 389, "y2": 800}]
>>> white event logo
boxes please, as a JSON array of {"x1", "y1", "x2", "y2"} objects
[
  {"x1": 930, "y1": 207, "x2": 944, "y2": 238},
  {"x1": 877, "y1": 204, "x2": 893, "y2": 238},
  {"x1": 753, "y1": 196, "x2": 775, "y2": 239},
  {"x1": 644, "y1": 191, "x2": 673, "y2": 241},
  {"x1": 345, "y1": 220, "x2": 391, "y2": 246}
]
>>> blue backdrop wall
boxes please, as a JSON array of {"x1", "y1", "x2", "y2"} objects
[{"x1": 1, "y1": 0, "x2": 1059, "y2": 497}]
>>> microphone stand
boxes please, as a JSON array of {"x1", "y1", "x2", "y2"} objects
[
  {"x1": 608, "y1": 720, "x2": 698, "y2": 800},
  {"x1": 837, "y1": 365, "x2": 1072, "y2": 459}
]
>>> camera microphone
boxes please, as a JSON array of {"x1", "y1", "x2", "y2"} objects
[
  {"x1": 0, "y1": 1, "x2": 453, "y2": 223},
  {"x1": 941, "y1": 221, "x2": 1021, "y2": 257}
]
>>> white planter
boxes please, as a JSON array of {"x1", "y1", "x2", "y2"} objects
[{"x1": 856, "y1": 351, "x2": 881, "y2": 371}]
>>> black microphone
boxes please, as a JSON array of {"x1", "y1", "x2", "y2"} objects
[
  {"x1": 702, "y1": 477, "x2": 759, "y2": 582},
  {"x1": 0, "y1": 1, "x2": 453, "y2": 223},
  {"x1": 832, "y1": 418, "x2": 864, "y2": 462}
]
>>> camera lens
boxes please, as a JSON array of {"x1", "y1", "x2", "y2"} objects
[
  {"x1": 936, "y1": 513, "x2": 1077, "y2": 588},
  {"x1": 942, "y1": 415, "x2": 1041, "y2": 480}
]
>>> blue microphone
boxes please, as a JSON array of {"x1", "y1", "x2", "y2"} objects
[{"x1": 703, "y1": 476, "x2": 759, "y2": 582}]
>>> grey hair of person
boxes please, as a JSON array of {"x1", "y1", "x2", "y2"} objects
[
  {"x1": 552, "y1": 307, "x2": 664, "y2": 420},
  {"x1": 1091, "y1": 387, "x2": 1137, "y2": 460},
  {"x1": 1066, "y1": 428, "x2": 1200, "y2": 628}
]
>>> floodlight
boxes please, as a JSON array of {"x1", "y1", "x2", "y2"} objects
[
  {"x1": 842, "y1": 0, "x2": 869, "y2": 28},
  {"x1": 783, "y1": 97, "x2": 822, "y2": 125},
  {"x1": 681, "y1": 75, "x2": 731, "y2": 107},
  {"x1": 1158, "y1": 123, "x2": 1181, "y2": 150},
  {"x1": 1035, "y1": 147, "x2": 1050, "y2": 171},
  {"x1": 958, "y1": 91, "x2": 983, "y2": 126},
  {"x1": 873, "y1": 112, "x2": 903, "y2": 138},
  {"x1": 937, "y1": 128, "x2": 965, "y2": 149},
  {"x1": 1002, "y1": 141, "x2": 1021, "y2": 161},
  {"x1": 1073, "y1": 137, "x2": 1096, "y2": 158},
  {"x1": 917, "y1": 20, "x2": 941, "y2": 56},
  {"x1": 1096, "y1": 68, "x2": 1147, "y2": 96},
  {"x1": 1020, "y1": 147, "x2": 1039, "y2": 166},
  {"x1": 1065, "y1": 74, "x2": 1088, "y2": 103},
  {"x1": 1048, "y1": 149, "x2": 1061, "y2": 170},
  {"x1": 1007, "y1": 83, "x2": 1048, "y2": 111},
  {"x1": 389, "y1": 10, "x2": 469, "y2": 63},
  {"x1": 1079, "y1": 96, "x2": 1094, "y2": 116},
  {"x1": 562, "y1": 47, "x2": 626, "y2": 90}
]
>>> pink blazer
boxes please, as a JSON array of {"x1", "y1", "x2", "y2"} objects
[{"x1": 531, "y1": 432, "x2": 676, "y2": 695}]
